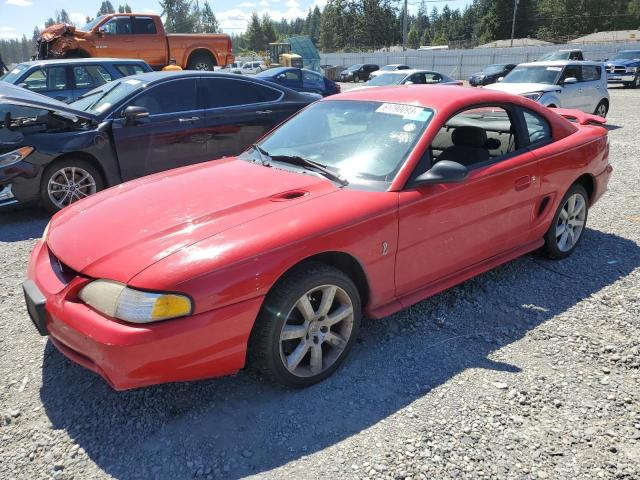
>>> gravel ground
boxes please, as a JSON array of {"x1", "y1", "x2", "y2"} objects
[{"x1": 1, "y1": 87, "x2": 639, "y2": 480}]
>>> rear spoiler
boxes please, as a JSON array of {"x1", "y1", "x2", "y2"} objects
[{"x1": 552, "y1": 108, "x2": 606, "y2": 126}]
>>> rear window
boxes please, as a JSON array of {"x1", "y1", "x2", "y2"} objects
[
  {"x1": 115, "y1": 64, "x2": 148, "y2": 76},
  {"x1": 581, "y1": 65, "x2": 602, "y2": 82},
  {"x1": 133, "y1": 17, "x2": 157, "y2": 34},
  {"x1": 203, "y1": 78, "x2": 282, "y2": 108}
]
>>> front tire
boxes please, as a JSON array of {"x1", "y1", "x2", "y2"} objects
[
  {"x1": 40, "y1": 158, "x2": 104, "y2": 213},
  {"x1": 248, "y1": 263, "x2": 361, "y2": 388},
  {"x1": 632, "y1": 74, "x2": 640, "y2": 89},
  {"x1": 542, "y1": 184, "x2": 589, "y2": 259}
]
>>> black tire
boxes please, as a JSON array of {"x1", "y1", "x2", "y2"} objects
[
  {"x1": 632, "y1": 74, "x2": 640, "y2": 89},
  {"x1": 248, "y1": 262, "x2": 362, "y2": 388},
  {"x1": 40, "y1": 158, "x2": 105, "y2": 213},
  {"x1": 186, "y1": 52, "x2": 215, "y2": 71},
  {"x1": 594, "y1": 100, "x2": 608, "y2": 118},
  {"x1": 542, "y1": 184, "x2": 589, "y2": 260}
]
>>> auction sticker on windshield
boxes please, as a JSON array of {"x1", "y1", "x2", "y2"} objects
[{"x1": 376, "y1": 103, "x2": 424, "y2": 117}]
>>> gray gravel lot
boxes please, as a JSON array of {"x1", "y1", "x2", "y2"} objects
[{"x1": 1, "y1": 87, "x2": 639, "y2": 480}]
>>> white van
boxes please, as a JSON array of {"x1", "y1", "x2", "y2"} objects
[{"x1": 484, "y1": 61, "x2": 610, "y2": 117}]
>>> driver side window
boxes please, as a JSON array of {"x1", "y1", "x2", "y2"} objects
[
  {"x1": 102, "y1": 17, "x2": 132, "y2": 35},
  {"x1": 431, "y1": 106, "x2": 517, "y2": 169}
]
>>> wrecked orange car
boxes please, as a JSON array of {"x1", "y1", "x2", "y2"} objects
[{"x1": 36, "y1": 13, "x2": 234, "y2": 71}]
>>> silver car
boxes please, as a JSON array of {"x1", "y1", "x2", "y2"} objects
[{"x1": 364, "y1": 69, "x2": 462, "y2": 87}]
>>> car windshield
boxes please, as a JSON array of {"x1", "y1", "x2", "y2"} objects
[
  {"x1": 69, "y1": 78, "x2": 145, "y2": 115},
  {"x1": 381, "y1": 65, "x2": 397, "y2": 71},
  {"x1": 502, "y1": 65, "x2": 561, "y2": 84},
  {"x1": 613, "y1": 51, "x2": 640, "y2": 60},
  {"x1": 348, "y1": 64, "x2": 362, "y2": 70},
  {"x1": 366, "y1": 73, "x2": 405, "y2": 86},
  {"x1": 0, "y1": 63, "x2": 29, "y2": 83},
  {"x1": 81, "y1": 16, "x2": 104, "y2": 31},
  {"x1": 245, "y1": 100, "x2": 433, "y2": 188},
  {"x1": 483, "y1": 64, "x2": 506, "y2": 74},
  {"x1": 538, "y1": 51, "x2": 570, "y2": 61}
]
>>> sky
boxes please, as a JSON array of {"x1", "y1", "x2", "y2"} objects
[{"x1": 1, "y1": 0, "x2": 473, "y2": 40}]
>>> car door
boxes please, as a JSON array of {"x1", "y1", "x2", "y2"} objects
[
  {"x1": 580, "y1": 65, "x2": 605, "y2": 112},
  {"x1": 200, "y1": 77, "x2": 292, "y2": 159},
  {"x1": 395, "y1": 105, "x2": 541, "y2": 296},
  {"x1": 557, "y1": 64, "x2": 585, "y2": 110},
  {"x1": 275, "y1": 69, "x2": 302, "y2": 90},
  {"x1": 111, "y1": 77, "x2": 206, "y2": 180},
  {"x1": 301, "y1": 70, "x2": 325, "y2": 94},
  {"x1": 19, "y1": 66, "x2": 73, "y2": 102},
  {"x1": 95, "y1": 16, "x2": 137, "y2": 60},
  {"x1": 131, "y1": 16, "x2": 165, "y2": 68}
]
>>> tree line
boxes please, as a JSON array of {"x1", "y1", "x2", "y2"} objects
[{"x1": 2, "y1": 0, "x2": 640, "y2": 65}]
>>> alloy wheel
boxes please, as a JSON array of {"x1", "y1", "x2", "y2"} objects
[
  {"x1": 555, "y1": 193, "x2": 586, "y2": 252},
  {"x1": 47, "y1": 166, "x2": 97, "y2": 209},
  {"x1": 596, "y1": 103, "x2": 607, "y2": 117},
  {"x1": 194, "y1": 62, "x2": 210, "y2": 71},
  {"x1": 279, "y1": 284, "x2": 354, "y2": 378}
]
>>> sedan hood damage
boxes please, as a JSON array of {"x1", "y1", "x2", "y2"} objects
[
  {"x1": 0, "y1": 83, "x2": 96, "y2": 122},
  {"x1": 46, "y1": 159, "x2": 340, "y2": 283}
]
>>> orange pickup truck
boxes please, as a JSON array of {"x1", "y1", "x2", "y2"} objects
[{"x1": 36, "y1": 13, "x2": 234, "y2": 71}]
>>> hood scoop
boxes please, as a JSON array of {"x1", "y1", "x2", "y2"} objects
[{"x1": 270, "y1": 190, "x2": 309, "y2": 202}]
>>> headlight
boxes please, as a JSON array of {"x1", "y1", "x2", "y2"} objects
[
  {"x1": 521, "y1": 92, "x2": 544, "y2": 101},
  {"x1": 0, "y1": 147, "x2": 34, "y2": 168},
  {"x1": 79, "y1": 280, "x2": 193, "y2": 323},
  {"x1": 626, "y1": 66, "x2": 638, "y2": 73}
]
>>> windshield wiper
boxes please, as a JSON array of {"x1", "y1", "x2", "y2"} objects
[
  {"x1": 251, "y1": 145, "x2": 348, "y2": 186},
  {"x1": 270, "y1": 154, "x2": 348, "y2": 186},
  {"x1": 75, "y1": 89, "x2": 104, "y2": 101}
]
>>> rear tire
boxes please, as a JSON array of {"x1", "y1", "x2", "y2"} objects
[
  {"x1": 40, "y1": 158, "x2": 104, "y2": 213},
  {"x1": 248, "y1": 262, "x2": 361, "y2": 388},
  {"x1": 542, "y1": 184, "x2": 589, "y2": 260},
  {"x1": 631, "y1": 74, "x2": 640, "y2": 89},
  {"x1": 594, "y1": 100, "x2": 608, "y2": 118},
  {"x1": 186, "y1": 52, "x2": 215, "y2": 71}
]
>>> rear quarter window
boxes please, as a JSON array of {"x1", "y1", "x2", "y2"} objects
[{"x1": 115, "y1": 64, "x2": 148, "y2": 76}]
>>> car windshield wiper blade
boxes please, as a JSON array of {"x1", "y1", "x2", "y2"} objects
[
  {"x1": 270, "y1": 154, "x2": 348, "y2": 186},
  {"x1": 75, "y1": 89, "x2": 104, "y2": 101},
  {"x1": 251, "y1": 143, "x2": 272, "y2": 166}
]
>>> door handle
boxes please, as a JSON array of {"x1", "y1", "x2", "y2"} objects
[
  {"x1": 515, "y1": 175, "x2": 532, "y2": 191},
  {"x1": 179, "y1": 116, "x2": 200, "y2": 122},
  {"x1": 255, "y1": 110, "x2": 272, "y2": 115}
]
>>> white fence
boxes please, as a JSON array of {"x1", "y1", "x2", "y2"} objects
[{"x1": 320, "y1": 41, "x2": 640, "y2": 80}]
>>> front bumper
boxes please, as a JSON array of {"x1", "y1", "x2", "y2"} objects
[
  {"x1": 25, "y1": 240, "x2": 264, "y2": 390},
  {"x1": 0, "y1": 160, "x2": 41, "y2": 208},
  {"x1": 607, "y1": 73, "x2": 635, "y2": 83}
]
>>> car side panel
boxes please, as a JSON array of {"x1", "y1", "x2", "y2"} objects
[{"x1": 129, "y1": 189, "x2": 400, "y2": 317}]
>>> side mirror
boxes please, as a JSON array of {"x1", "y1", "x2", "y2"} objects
[
  {"x1": 276, "y1": 73, "x2": 286, "y2": 80},
  {"x1": 18, "y1": 82, "x2": 27, "y2": 89},
  {"x1": 497, "y1": 77, "x2": 504, "y2": 82},
  {"x1": 413, "y1": 160, "x2": 468, "y2": 186},
  {"x1": 562, "y1": 77, "x2": 578, "y2": 85},
  {"x1": 404, "y1": 80, "x2": 414, "y2": 85},
  {"x1": 122, "y1": 105, "x2": 149, "y2": 125}
]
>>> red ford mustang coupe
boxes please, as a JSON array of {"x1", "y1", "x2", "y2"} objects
[{"x1": 23, "y1": 86, "x2": 612, "y2": 390}]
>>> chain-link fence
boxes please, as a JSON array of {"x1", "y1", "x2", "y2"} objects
[{"x1": 320, "y1": 40, "x2": 640, "y2": 80}]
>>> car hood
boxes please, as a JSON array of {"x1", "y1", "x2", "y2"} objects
[
  {"x1": 605, "y1": 59, "x2": 639, "y2": 67},
  {"x1": 483, "y1": 82, "x2": 560, "y2": 94},
  {"x1": 46, "y1": 159, "x2": 340, "y2": 283},
  {"x1": 0, "y1": 82, "x2": 96, "y2": 121}
]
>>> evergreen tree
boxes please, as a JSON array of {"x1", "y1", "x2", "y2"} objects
[
  {"x1": 160, "y1": 0, "x2": 195, "y2": 33},
  {"x1": 245, "y1": 12, "x2": 265, "y2": 52},
  {"x1": 201, "y1": 1, "x2": 219, "y2": 33},
  {"x1": 407, "y1": 24, "x2": 420, "y2": 49},
  {"x1": 262, "y1": 14, "x2": 277, "y2": 44},
  {"x1": 97, "y1": 1, "x2": 116, "y2": 16}
]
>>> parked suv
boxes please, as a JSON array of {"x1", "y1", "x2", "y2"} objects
[
  {"x1": 339, "y1": 64, "x2": 379, "y2": 82},
  {"x1": 0, "y1": 58, "x2": 152, "y2": 102},
  {"x1": 604, "y1": 50, "x2": 640, "y2": 88},
  {"x1": 484, "y1": 61, "x2": 609, "y2": 117}
]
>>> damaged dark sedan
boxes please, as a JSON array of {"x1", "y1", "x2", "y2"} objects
[{"x1": 0, "y1": 71, "x2": 317, "y2": 211}]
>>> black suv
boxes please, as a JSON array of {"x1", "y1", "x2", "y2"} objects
[
  {"x1": 469, "y1": 63, "x2": 517, "y2": 87},
  {"x1": 339, "y1": 64, "x2": 379, "y2": 82}
]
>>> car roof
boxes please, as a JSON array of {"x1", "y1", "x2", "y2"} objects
[
  {"x1": 330, "y1": 84, "x2": 518, "y2": 109},
  {"x1": 520, "y1": 60, "x2": 602, "y2": 67},
  {"x1": 378, "y1": 69, "x2": 444, "y2": 75},
  {"x1": 15, "y1": 58, "x2": 148, "y2": 67}
]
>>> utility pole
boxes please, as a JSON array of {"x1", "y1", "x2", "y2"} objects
[
  {"x1": 402, "y1": 0, "x2": 408, "y2": 51},
  {"x1": 510, "y1": 0, "x2": 519, "y2": 47}
]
